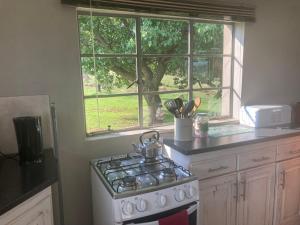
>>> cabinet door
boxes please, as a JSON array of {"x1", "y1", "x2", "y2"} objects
[
  {"x1": 274, "y1": 158, "x2": 300, "y2": 225},
  {"x1": 4, "y1": 195, "x2": 53, "y2": 225},
  {"x1": 237, "y1": 164, "x2": 275, "y2": 225},
  {"x1": 198, "y1": 173, "x2": 237, "y2": 225}
]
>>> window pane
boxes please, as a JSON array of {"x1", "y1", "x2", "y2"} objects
[
  {"x1": 84, "y1": 96, "x2": 139, "y2": 134},
  {"x1": 78, "y1": 15, "x2": 93, "y2": 54},
  {"x1": 81, "y1": 57, "x2": 137, "y2": 95},
  {"x1": 141, "y1": 57, "x2": 188, "y2": 92},
  {"x1": 192, "y1": 56, "x2": 231, "y2": 89},
  {"x1": 143, "y1": 93, "x2": 189, "y2": 127},
  {"x1": 193, "y1": 23, "x2": 230, "y2": 54},
  {"x1": 78, "y1": 15, "x2": 136, "y2": 54},
  {"x1": 193, "y1": 89, "x2": 230, "y2": 118},
  {"x1": 85, "y1": 98, "x2": 101, "y2": 134},
  {"x1": 141, "y1": 18, "x2": 188, "y2": 54},
  {"x1": 81, "y1": 57, "x2": 99, "y2": 96}
]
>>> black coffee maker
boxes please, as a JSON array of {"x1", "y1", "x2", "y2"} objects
[{"x1": 13, "y1": 116, "x2": 44, "y2": 165}]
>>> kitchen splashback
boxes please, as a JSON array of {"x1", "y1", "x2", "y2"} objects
[{"x1": 0, "y1": 95, "x2": 54, "y2": 154}]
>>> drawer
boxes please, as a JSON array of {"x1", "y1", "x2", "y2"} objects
[
  {"x1": 0, "y1": 187, "x2": 53, "y2": 225},
  {"x1": 190, "y1": 155, "x2": 236, "y2": 180},
  {"x1": 238, "y1": 146, "x2": 276, "y2": 170},
  {"x1": 277, "y1": 141, "x2": 300, "y2": 161}
]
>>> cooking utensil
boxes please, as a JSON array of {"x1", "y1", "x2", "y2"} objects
[
  {"x1": 174, "y1": 98, "x2": 183, "y2": 110},
  {"x1": 164, "y1": 100, "x2": 179, "y2": 118},
  {"x1": 189, "y1": 97, "x2": 201, "y2": 117},
  {"x1": 194, "y1": 97, "x2": 201, "y2": 108},
  {"x1": 174, "y1": 97, "x2": 184, "y2": 118},
  {"x1": 183, "y1": 100, "x2": 195, "y2": 118}
]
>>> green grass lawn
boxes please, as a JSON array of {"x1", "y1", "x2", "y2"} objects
[
  {"x1": 84, "y1": 89, "x2": 222, "y2": 134},
  {"x1": 82, "y1": 74, "x2": 225, "y2": 134}
]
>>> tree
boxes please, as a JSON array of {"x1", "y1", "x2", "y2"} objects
[{"x1": 79, "y1": 15, "x2": 223, "y2": 125}]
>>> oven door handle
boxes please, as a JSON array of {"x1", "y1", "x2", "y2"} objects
[
  {"x1": 127, "y1": 204, "x2": 198, "y2": 225},
  {"x1": 127, "y1": 222, "x2": 159, "y2": 225},
  {"x1": 187, "y1": 204, "x2": 198, "y2": 215}
]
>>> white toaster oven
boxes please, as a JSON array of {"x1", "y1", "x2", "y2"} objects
[{"x1": 240, "y1": 105, "x2": 292, "y2": 128}]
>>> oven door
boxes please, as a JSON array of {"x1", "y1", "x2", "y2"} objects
[{"x1": 124, "y1": 201, "x2": 198, "y2": 225}]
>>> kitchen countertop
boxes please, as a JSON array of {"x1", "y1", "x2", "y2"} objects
[
  {"x1": 0, "y1": 149, "x2": 58, "y2": 216},
  {"x1": 164, "y1": 124, "x2": 300, "y2": 155}
]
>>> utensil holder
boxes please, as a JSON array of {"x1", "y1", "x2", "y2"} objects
[{"x1": 174, "y1": 118, "x2": 193, "y2": 141}]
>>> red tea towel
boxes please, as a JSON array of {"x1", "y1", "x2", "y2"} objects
[{"x1": 159, "y1": 210, "x2": 189, "y2": 225}]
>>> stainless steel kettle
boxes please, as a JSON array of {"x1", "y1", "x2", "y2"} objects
[{"x1": 133, "y1": 131, "x2": 163, "y2": 159}]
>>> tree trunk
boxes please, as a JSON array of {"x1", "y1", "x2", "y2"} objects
[
  {"x1": 142, "y1": 59, "x2": 168, "y2": 126},
  {"x1": 97, "y1": 83, "x2": 101, "y2": 92},
  {"x1": 143, "y1": 93, "x2": 162, "y2": 126}
]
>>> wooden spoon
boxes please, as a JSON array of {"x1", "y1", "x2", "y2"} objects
[
  {"x1": 194, "y1": 97, "x2": 201, "y2": 108},
  {"x1": 189, "y1": 97, "x2": 202, "y2": 118}
]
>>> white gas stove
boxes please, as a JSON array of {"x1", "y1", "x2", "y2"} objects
[{"x1": 90, "y1": 153, "x2": 199, "y2": 225}]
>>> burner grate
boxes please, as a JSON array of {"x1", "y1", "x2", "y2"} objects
[{"x1": 95, "y1": 154, "x2": 192, "y2": 193}]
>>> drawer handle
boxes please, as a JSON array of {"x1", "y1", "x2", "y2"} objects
[
  {"x1": 208, "y1": 166, "x2": 229, "y2": 173},
  {"x1": 239, "y1": 180, "x2": 247, "y2": 201},
  {"x1": 289, "y1": 149, "x2": 300, "y2": 155},
  {"x1": 280, "y1": 170, "x2": 286, "y2": 189},
  {"x1": 252, "y1": 156, "x2": 270, "y2": 163}
]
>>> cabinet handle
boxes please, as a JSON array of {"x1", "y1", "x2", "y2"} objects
[
  {"x1": 208, "y1": 166, "x2": 229, "y2": 173},
  {"x1": 252, "y1": 156, "x2": 270, "y2": 163},
  {"x1": 240, "y1": 180, "x2": 247, "y2": 201},
  {"x1": 281, "y1": 170, "x2": 286, "y2": 189},
  {"x1": 233, "y1": 183, "x2": 238, "y2": 200},
  {"x1": 289, "y1": 149, "x2": 300, "y2": 155}
]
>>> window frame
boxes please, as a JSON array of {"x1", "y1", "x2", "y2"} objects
[{"x1": 77, "y1": 10, "x2": 235, "y2": 136}]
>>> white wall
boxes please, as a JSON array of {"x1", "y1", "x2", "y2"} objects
[
  {"x1": 1, "y1": 0, "x2": 300, "y2": 224},
  {"x1": 242, "y1": 0, "x2": 300, "y2": 105}
]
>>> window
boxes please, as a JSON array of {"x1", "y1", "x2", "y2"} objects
[{"x1": 78, "y1": 12, "x2": 234, "y2": 135}]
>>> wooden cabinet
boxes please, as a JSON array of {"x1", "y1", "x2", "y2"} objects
[
  {"x1": 237, "y1": 146, "x2": 276, "y2": 170},
  {"x1": 191, "y1": 155, "x2": 236, "y2": 180},
  {"x1": 237, "y1": 165, "x2": 275, "y2": 225},
  {"x1": 170, "y1": 135, "x2": 300, "y2": 225},
  {"x1": 0, "y1": 187, "x2": 53, "y2": 225},
  {"x1": 198, "y1": 165, "x2": 275, "y2": 225},
  {"x1": 198, "y1": 173, "x2": 237, "y2": 225},
  {"x1": 274, "y1": 158, "x2": 300, "y2": 225},
  {"x1": 277, "y1": 140, "x2": 300, "y2": 161}
]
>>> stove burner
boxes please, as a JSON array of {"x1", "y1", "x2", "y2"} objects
[
  {"x1": 117, "y1": 176, "x2": 137, "y2": 192},
  {"x1": 161, "y1": 168, "x2": 176, "y2": 178},
  {"x1": 122, "y1": 176, "x2": 136, "y2": 187},
  {"x1": 109, "y1": 160, "x2": 121, "y2": 168},
  {"x1": 140, "y1": 157, "x2": 160, "y2": 164},
  {"x1": 157, "y1": 168, "x2": 176, "y2": 183}
]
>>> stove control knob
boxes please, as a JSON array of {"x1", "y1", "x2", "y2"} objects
[
  {"x1": 156, "y1": 194, "x2": 167, "y2": 208},
  {"x1": 136, "y1": 198, "x2": 147, "y2": 212},
  {"x1": 174, "y1": 189, "x2": 185, "y2": 202},
  {"x1": 185, "y1": 185, "x2": 197, "y2": 199},
  {"x1": 122, "y1": 201, "x2": 134, "y2": 215}
]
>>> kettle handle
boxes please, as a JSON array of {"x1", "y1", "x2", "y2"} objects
[{"x1": 139, "y1": 130, "x2": 160, "y2": 144}]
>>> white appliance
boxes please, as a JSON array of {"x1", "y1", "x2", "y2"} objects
[
  {"x1": 240, "y1": 105, "x2": 292, "y2": 127},
  {"x1": 90, "y1": 153, "x2": 199, "y2": 225}
]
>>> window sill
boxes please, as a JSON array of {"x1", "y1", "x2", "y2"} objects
[
  {"x1": 85, "y1": 118, "x2": 239, "y2": 141},
  {"x1": 85, "y1": 125, "x2": 174, "y2": 141}
]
